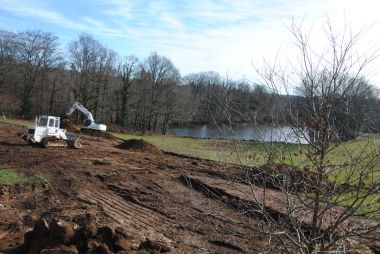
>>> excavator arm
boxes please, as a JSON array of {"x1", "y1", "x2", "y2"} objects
[
  {"x1": 66, "y1": 102, "x2": 107, "y2": 131},
  {"x1": 67, "y1": 102, "x2": 95, "y2": 125}
]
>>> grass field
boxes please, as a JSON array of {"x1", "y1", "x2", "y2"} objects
[
  {"x1": 0, "y1": 118, "x2": 32, "y2": 126},
  {"x1": 112, "y1": 132, "x2": 303, "y2": 166},
  {"x1": 113, "y1": 132, "x2": 380, "y2": 169},
  {"x1": 2, "y1": 118, "x2": 378, "y2": 169},
  {"x1": 114, "y1": 133, "x2": 380, "y2": 219},
  {"x1": 2, "y1": 118, "x2": 380, "y2": 218}
]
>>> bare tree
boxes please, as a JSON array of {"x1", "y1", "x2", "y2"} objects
[
  {"x1": 0, "y1": 30, "x2": 17, "y2": 90},
  {"x1": 93, "y1": 46, "x2": 117, "y2": 122},
  {"x1": 38, "y1": 35, "x2": 62, "y2": 113},
  {"x1": 248, "y1": 19, "x2": 380, "y2": 253},
  {"x1": 0, "y1": 30, "x2": 18, "y2": 114},
  {"x1": 139, "y1": 52, "x2": 180, "y2": 132},
  {"x1": 17, "y1": 30, "x2": 59, "y2": 118},
  {"x1": 47, "y1": 60, "x2": 67, "y2": 115},
  {"x1": 161, "y1": 78, "x2": 182, "y2": 134},
  {"x1": 68, "y1": 34, "x2": 117, "y2": 123},
  {"x1": 116, "y1": 55, "x2": 139, "y2": 127},
  {"x1": 69, "y1": 34, "x2": 101, "y2": 108}
]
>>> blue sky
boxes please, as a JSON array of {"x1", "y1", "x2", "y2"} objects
[{"x1": 0, "y1": 0, "x2": 380, "y2": 84}]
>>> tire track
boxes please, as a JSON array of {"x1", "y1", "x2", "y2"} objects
[{"x1": 79, "y1": 188, "x2": 174, "y2": 232}]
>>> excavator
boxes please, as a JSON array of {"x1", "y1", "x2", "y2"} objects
[
  {"x1": 66, "y1": 102, "x2": 107, "y2": 132},
  {"x1": 20, "y1": 102, "x2": 106, "y2": 148},
  {"x1": 20, "y1": 115, "x2": 81, "y2": 148}
]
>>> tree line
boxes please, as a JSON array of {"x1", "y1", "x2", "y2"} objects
[
  {"x1": 0, "y1": 30, "x2": 277, "y2": 133},
  {"x1": 0, "y1": 29, "x2": 379, "y2": 137}
]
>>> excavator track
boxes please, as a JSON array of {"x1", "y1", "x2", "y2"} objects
[
  {"x1": 80, "y1": 128, "x2": 113, "y2": 139},
  {"x1": 41, "y1": 137, "x2": 81, "y2": 149},
  {"x1": 80, "y1": 128, "x2": 100, "y2": 136}
]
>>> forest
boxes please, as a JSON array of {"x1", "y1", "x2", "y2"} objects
[{"x1": 0, "y1": 29, "x2": 379, "y2": 137}]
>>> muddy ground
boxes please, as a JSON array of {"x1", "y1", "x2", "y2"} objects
[{"x1": 0, "y1": 123, "x2": 377, "y2": 254}]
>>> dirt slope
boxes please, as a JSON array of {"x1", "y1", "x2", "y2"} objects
[
  {"x1": 0, "y1": 123, "x2": 287, "y2": 253},
  {"x1": 1, "y1": 123, "x2": 377, "y2": 253}
]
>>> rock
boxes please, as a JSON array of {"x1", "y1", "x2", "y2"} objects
[
  {"x1": 71, "y1": 228, "x2": 85, "y2": 244},
  {"x1": 139, "y1": 238, "x2": 171, "y2": 253},
  {"x1": 96, "y1": 226, "x2": 114, "y2": 243},
  {"x1": 27, "y1": 237, "x2": 60, "y2": 254},
  {"x1": 34, "y1": 219, "x2": 50, "y2": 236},
  {"x1": 67, "y1": 245, "x2": 79, "y2": 253},
  {"x1": 87, "y1": 222, "x2": 98, "y2": 238},
  {"x1": 114, "y1": 237, "x2": 131, "y2": 251},
  {"x1": 21, "y1": 214, "x2": 37, "y2": 227},
  {"x1": 40, "y1": 244, "x2": 78, "y2": 254},
  {"x1": 71, "y1": 221, "x2": 97, "y2": 241},
  {"x1": 114, "y1": 227, "x2": 128, "y2": 238},
  {"x1": 137, "y1": 250, "x2": 151, "y2": 254},
  {"x1": 49, "y1": 220, "x2": 76, "y2": 243},
  {"x1": 95, "y1": 243, "x2": 111, "y2": 254},
  {"x1": 24, "y1": 219, "x2": 50, "y2": 244},
  {"x1": 131, "y1": 243, "x2": 140, "y2": 251},
  {"x1": 71, "y1": 213, "x2": 97, "y2": 238},
  {"x1": 22, "y1": 217, "x2": 137, "y2": 254},
  {"x1": 24, "y1": 231, "x2": 36, "y2": 245},
  {"x1": 86, "y1": 239, "x2": 100, "y2": 250}
]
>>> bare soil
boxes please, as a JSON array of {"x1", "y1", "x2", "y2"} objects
[
  {"x1": 0, "y1": 123, "x2": 287, "y2": 253},
  {"x1": 116, "y1": 139, "x2": 163, "y2": 155},
  {"x1": 0, "y1": 123, "x2": 378, "y2": 253}
]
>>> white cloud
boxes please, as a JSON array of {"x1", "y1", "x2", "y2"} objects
[
  {"x1": 0, "y1": 0, "x2": 87, "y2": 30},
  {"x1": 160, "y1": 13, "x2": 183, "y2": 29},
  {"x1": 0, "y1": 0, "x2": 126, "y2": 37},
  {"x1": 81, "y1": 17, "x2": 125, "y2": 36},
  {"x1": 1, "y1": 0, "x2": 380, "y2": 85}
]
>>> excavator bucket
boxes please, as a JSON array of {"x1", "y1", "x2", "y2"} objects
[
  {"x1": 64, "y1": 134, "x2": 81, "y2": 148},
  {"x1": 68, "y1": 137, "x2": 81, "y2": 149},
  {"x1": 19, "y1": 133, "x2": 36, "y2": 144}
]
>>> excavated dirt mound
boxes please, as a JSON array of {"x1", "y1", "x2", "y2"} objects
[{"x1": 116, "y1": 139, "x2": 162, "y2": 154}]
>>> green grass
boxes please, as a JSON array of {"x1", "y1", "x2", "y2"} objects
[
  {"x1": 112, "y1": 133, "x2": 380, "y2": 169},
  {"x1": 114, "y1": 132, "x2": 380, "y2": 218},
  {"x1": 112, "y1": 132, "x2": 301, "y2": 166},
  {"x1": 0, "y1": 168, "x2": 25, "y2": 185},
  {"x1": 0, "y1": 118, "x2": 32, "y2": 126},
  {"x1": 1, "y1": 117, "x2": 380, "y2": 219}
]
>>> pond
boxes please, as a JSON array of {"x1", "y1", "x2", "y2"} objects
[{"x1": 167, "y1": 124, "x2": 308, "y2": 144}]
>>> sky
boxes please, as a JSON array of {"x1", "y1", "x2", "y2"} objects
[{"x1": 0, "y1": 0, "x2": 380, "y2": 85}]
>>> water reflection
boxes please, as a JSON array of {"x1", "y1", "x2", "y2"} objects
[{"x1": 167, "y1": 125, "x2": 308, "y2": 144}]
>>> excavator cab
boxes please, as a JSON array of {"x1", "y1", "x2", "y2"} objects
[
  {"x1": 36, "y1": 116, "x2": 61, "y2": 136},
  {"x1": 28, "y1": 115, "x2": 65, "y2": 142},
  {"x1": 37, "y1": 116, "x2": 48, "y2": 126},
  {"x1": 83, "y1": 119, "x2": 92, "y2": 127}
]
